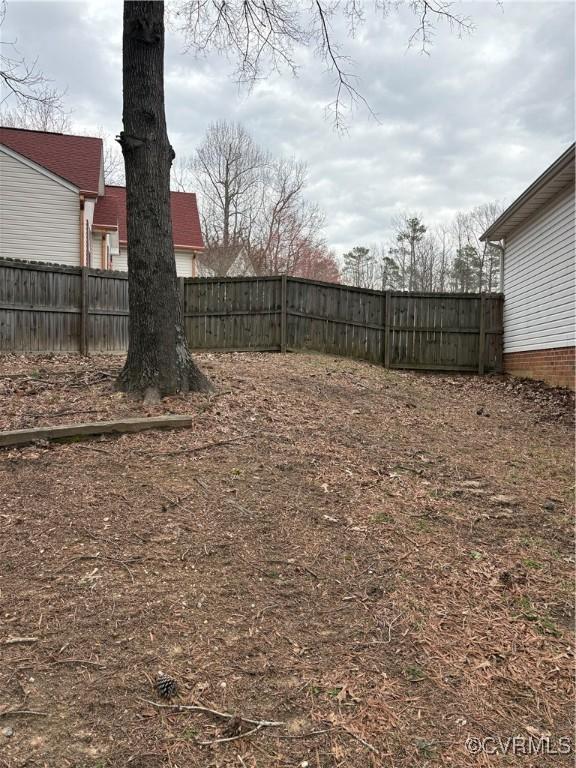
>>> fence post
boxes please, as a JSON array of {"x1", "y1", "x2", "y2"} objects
[
  {"x1": 80, "y1": 266, "x2": 89, "y2": 356},
  {"x1": 478, "y1": 293, "x2": 485, "y2": 375},
  {"x1": 383, "y1": 290, "x2": 391, "y2": 368},
  {"x1": 280, "y1": 274, "x2": 287, "y2": 353}
]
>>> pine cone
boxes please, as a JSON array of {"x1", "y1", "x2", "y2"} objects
[{"x1": 155, "y1": 672, "x2": 178, "y2": 700}]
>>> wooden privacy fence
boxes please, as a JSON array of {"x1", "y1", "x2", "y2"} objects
[{"x1": 0, "y1": 258, "x2": 503, "y2": 372}]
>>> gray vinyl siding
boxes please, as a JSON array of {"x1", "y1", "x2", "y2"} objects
[
  {"x1": 0, "y1": 147, "x2": 80, "y2": 266},
  {"x1": 503, "y1": 184, "x2": 575, "y2": 353}
]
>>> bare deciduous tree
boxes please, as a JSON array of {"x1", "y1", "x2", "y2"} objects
[
  {"x1": 468, "y1": 201, "x2": 505, "y2": 291},
  {"x1": 252, "y1": 158, "x2": 324, "y2": 276},
  {"x1": 192, "y1": 122, "x2": 327, "y2": 278},
  {"x1": 120, "y1": 0, "x2": 476, "y2": 396},
  {"x1": 0, "y1": 85, "x2": 71, "y2": 131},
  {"x1": 194, "y1": 121, "x2": 267, "y2": 253}
]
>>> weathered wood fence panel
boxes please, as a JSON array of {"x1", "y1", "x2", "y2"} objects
[
  {"x1": 286, "y1": 278, "x2": 384, "y2": 363},
  {"x1": 0, "y1": 260, "x2": 81, "y2": 352},
  {"x1": 388, "y1": 293, "x2": 487, "y2": 371},
  {"x1": 88, "y1": 270, "x2": 129, "y2": 353},
  {"x1": 184, "y1": 276, "x2": 282, "y2": 351},
  {"x1": 0, "y1": 259, "x2": 503, "y2": 373}
]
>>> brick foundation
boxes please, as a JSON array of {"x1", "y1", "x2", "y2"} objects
[{"x1": 503, "y1": 346, "x2": 575, "y2": 390}]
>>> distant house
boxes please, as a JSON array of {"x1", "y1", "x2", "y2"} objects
[
  {"x1": 197, "y1": 244, "x2": 256, "y2": 277},
  {"x1": 481, "y1": 144, "x2": 575, "y2": 389},
  {"x1": 0, "y1": 127, "x2": 207, "y2": 277}
]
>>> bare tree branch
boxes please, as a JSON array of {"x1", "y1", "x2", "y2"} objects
[
  {"x1": 0, "y1": 85, "x2": 71, "y2": 132},
  {"x1": 407, "y1": 0, "x2": 473, "y2": 54},
  {"x1": 0, "y1": 0, "x2": 68, "y2": 114},
  {"x1": 173, "y1": 0, "x2": 475, "y2": 128}
]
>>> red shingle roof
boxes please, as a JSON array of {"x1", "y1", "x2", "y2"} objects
[
  {"x1": 104, "y1": 185, "x2": 204, "y2": 250},
  {"x1": 0, "y1": 126, "x2": 102, "y2": 195},
  {"x1": 93, "y1": 194, "x2": 118, "y2": 229}
]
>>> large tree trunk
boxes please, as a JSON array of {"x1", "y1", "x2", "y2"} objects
[{"x1": 118, "y1": 1, "x2": 211, "y2": 398}]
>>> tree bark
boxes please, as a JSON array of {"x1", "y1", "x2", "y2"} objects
[{"x1": 118, "y1": 1, "x2": 211, "y2": 397}]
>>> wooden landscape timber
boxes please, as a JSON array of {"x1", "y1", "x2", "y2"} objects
[
  {"x1": 0, "y1": 258, "x2": 503, "y2": 372},
  {"x1": 0, "y1": 415, "x2": 193, "y2": 448}
]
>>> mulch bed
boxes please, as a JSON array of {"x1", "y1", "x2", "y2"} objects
[{"x1": 0, "y1": 352, "x2": 574, "y2": 767}]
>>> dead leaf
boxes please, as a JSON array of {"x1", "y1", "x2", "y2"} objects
[{"x1": 336, "y1": 685, "x2": 360, "y2": 703}]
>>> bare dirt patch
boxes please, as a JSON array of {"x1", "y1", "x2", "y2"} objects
[{"x1": 0, "y1": 352, "x2": 574, "y2": 767}]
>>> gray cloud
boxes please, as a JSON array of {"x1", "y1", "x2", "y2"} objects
[{"x1": 2, "y1": 0, "x2": 574, "y2": 253}]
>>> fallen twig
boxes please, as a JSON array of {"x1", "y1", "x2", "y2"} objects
[
  {"x1": 196, "y1": 723, "x2": 263, "y2": 746},
  {"x1": 57, "y1": 554, "x2": 139, "y2": 583},
  {"x1": 340, "y1": 725, "x2": 380, "y2": 756},
  {"x1": 144, "y1": 434, "x2": 254, "y2": 458},
  {"x1": 396, "y1": 529, "x2": 420, "y2": 547},
  {"x1": 277, "y1": 728, "x2": 335, "y2": 740},
  {"x1": 126, "y1": 754, "x2": 164, "y2": 765},
  {"x1": 2, "y1": 637, "x2": 38, "y2": 645},
  {"x1": 0, "y1": 709, "x2": 47, "y2": 718},
  {"x1": 50, "y1": 659, "x2": 104, "y2": 668},
  {"x1": 75, "y1": 444, "x2": 116, "y2": 456},
  {"x1": 207, "y1": 389, "x2": 233, "y2": 400},
  {"x1": 137, "y1": 697, "x2": 284, "y2": 728}
]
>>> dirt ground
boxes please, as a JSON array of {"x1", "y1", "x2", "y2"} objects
[{"x1": 0, "y1": 352, "x2": 574, "y2": 768}]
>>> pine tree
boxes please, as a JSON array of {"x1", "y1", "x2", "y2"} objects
[
  {"x1": 396, "y1": 217, "x2": 426, "y2": 291},
  {"x1": 342, "y1": 246, "x2": 375, "y2": 288}
]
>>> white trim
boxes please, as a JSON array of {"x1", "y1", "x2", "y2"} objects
[{"x1": 0, "y1": 143, "x2": 79, "y2": 193}]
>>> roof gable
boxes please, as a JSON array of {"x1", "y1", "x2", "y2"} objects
[
  {"x1": 104, "y1": 185, "x2": 204, "y2": 250},
  {"x1": 0, "y1": 126, "x2": 103, "y2": 195},
  {"x1": 93, "y1": 193, "x2": 119, "y2": 230}
]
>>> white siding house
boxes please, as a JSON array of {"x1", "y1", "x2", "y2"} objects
[
  {"x1": 0, "y1": 128, "x2": 206, "y2": 277},
  {"x1": 503, "y1": 185, "x2": 574, "y2": 353},
  {"x1": 114, "y1": 246, "x2": 200, "y2": 277},
  {"x1": 481, "y1": 144, "x2": 575, "y2": 389},
  {"x1": 0, "y1": 145, "x2": 80, "y2": 266}
]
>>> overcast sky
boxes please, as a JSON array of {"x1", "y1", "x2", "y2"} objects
[{"x1": 2, "y1": 1, "x2": 574, "y2": 252}]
